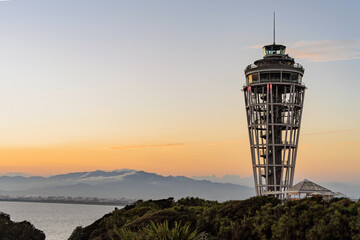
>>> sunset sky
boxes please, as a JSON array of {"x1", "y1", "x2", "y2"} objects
[{"x1": 0, "y1": 0, "x2": 359, "y2": 183}]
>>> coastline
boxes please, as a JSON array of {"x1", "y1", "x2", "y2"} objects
[{"x1": 0, "y1": 197, "x2": 133, "y2": 206}]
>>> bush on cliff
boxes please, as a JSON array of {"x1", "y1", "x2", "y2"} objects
[{"x1": 0, "y1": 212, "x2": 45, "y2": 240}]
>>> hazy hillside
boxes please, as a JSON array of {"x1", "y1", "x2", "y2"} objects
[{"x1": 0, "y1": 170, "x2": 254, "y2": 201}]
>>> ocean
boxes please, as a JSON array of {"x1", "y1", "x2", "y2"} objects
[{"x1": 0, "y1": 201, "x2": 120, "y2": 240}]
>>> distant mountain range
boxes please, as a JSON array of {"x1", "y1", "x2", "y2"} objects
[
  {"x1": 192, "y1": 174, "x2": 254, "y2": 188},
  {"x1": 1, "y1": 170, "x2": 357, "y2": 201},
  {"x1": 0, "y1": 169, "x2": 254, "y2": 201},
  {"x1": 193, "y1": 175, "x2": 360, "y2": 200}
]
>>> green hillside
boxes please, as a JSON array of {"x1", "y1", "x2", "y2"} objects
[{"x1": 68, "y1": 196, "x2": 360, "y2": 240}]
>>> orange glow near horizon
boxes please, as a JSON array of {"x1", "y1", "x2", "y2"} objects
[
  {"x1": 0, "y1": 141, "x2": 251, "y2": 177},
  {"x1": 1, "y1": 129, "x2": 359, "y2": 183}
]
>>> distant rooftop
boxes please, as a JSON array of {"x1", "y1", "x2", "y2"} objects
[{"x1": 286, "y1": 179, "x2": 332, "y2": 193}]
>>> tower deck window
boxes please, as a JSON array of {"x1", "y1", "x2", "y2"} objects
[
  {"x1": 260, "y1": 72, "x2": 281, "y2": 81},
  {"x1": 248, "y1": 73, "x2": 259, "y2": 84}
]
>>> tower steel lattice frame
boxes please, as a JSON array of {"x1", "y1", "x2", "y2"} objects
[{"x1": 243, "y1": 44, "x2": 306, "y2": 199}]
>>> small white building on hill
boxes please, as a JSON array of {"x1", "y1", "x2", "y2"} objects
[{"x1": 285, "y1": 179, "x2": 346, "y2": 200}]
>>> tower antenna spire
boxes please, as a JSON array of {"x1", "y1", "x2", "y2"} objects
[{"x1": 273, "y1": 11, "x2": 276, "y2": 44}]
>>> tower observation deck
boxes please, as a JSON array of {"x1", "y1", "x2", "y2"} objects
[{"x1": 243, "y1": 43, "x2": 306, "y2": 199}]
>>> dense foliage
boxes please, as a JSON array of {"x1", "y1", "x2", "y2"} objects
[
  {"x1": 0, "y1": 212, "x2": 45, "y2": 240},
  {"x1": 68, "y1": 196, "x2": 360, "y2": 240},
  {"x1": 115, "y1": 221, "x2": 203, "y2": 240}
]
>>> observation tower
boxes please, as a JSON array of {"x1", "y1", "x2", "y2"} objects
[{"x1": 243, "y1": 33, "x2": 306, "y2": 199}]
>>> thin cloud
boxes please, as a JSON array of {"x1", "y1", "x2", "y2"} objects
[
  {"x1": 338, "y1": 141, "x2": 360, "y2": 146},
  {"x1": 208, "y1": 140, "x2": 246, "y2": 146},
  {"x1": 287, "y1": 40, "x2": 360, "y2": 62},
  {"x1": 299, "y1": 145, "x2": 312, "y2": 149},
  {"x1": 303, "y1": 129, "x2": 358, "y2": 136},
  {"x1": 111, "y1": 143, "x2": 184, "y2": 150}
]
